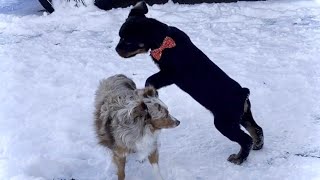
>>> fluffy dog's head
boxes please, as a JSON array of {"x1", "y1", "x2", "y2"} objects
[
  {"x1": 116, "y1": 1, "x2": 169, "y2": 58},
  {"x1": 138, "y1": 86, "x2": 180, "y2": 130}
]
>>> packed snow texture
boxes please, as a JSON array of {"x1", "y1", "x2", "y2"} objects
[{"x1": 0, "y1": 0, "x2": 320, "y2": 180}]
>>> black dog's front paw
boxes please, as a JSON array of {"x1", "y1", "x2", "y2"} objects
[{"x1": 227, "y1": 154, "x2": 246, "y2": 165}]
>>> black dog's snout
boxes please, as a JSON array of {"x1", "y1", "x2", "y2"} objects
[
  {"x1": 115, "y1": 45, "x2": 120, "y2": 53},
  {"x1": 115, "y1": 43, "x2": 122, "y2": 52},
  {"x1": 115, "y1": 43, "x2": 126, "y2": 57}
]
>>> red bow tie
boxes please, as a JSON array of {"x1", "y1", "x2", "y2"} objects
[{"x1": 150, "y1": 36, "x2": 176, "y2": 61}]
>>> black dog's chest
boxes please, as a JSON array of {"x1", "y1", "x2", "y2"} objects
[
  {"x1": 148, "y1": 27, "x2": 247, "y2": 113},
  {"x1": 152, "y1": 55, "x2": 175, "y2": 72}
]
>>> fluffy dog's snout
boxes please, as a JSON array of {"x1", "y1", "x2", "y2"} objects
[{"x1": 175, "y1": 120, "x2": 180, "y2": 126}]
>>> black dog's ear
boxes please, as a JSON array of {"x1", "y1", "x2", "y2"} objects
[{"x1": 128, "y1": 1, "x2": 148, "y2": 17}]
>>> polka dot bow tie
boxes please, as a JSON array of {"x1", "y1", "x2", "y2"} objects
[{"x1": 150, "y1": 36, "x2": 176, "y2": 61}]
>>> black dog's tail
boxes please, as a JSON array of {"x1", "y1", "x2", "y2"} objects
[
  {"x1": 242, "y1": 87, "x2": 250, "y2": 99},
  {"x1": 241, "y1": 88, "x2": 251, "y2": 112}
]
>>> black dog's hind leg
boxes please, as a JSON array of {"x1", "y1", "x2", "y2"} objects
[
  {"x1": 241, "y1": 99, "x2": 264, "y2": 150},
  {"x1": 214, "y1": 118, "x2": 253, "y2": 165},
  {"x1": 145, "y1": 70, "x2": 174, "y2": 89}
]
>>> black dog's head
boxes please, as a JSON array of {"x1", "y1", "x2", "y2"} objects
[{"x1": 116, "y1": 1, "x2": 169, "y2": 58}]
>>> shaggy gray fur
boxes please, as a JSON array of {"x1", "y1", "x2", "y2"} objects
[
  {"x1": 95, "y1": 74, "x2": 146, "y2": 150},
  {"x1": 94, "y1": 74, "x2": 178, "y2": 154}
]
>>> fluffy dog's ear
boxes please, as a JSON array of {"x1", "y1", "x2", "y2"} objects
[
  {"x1": 142, "y1": 86, "x2": 158, "y2": 98},
  {"x1": 128, "y1": 1, "x2": 148, "y2": 17},
  {"x1": 134, "y1": 87, "x2": 158, "y2": 98},
  {"x1": 133, "y1": 101, "x2": 148, "y2": 116}
]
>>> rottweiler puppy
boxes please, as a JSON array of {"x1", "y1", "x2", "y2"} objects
[{"x1": 116, "y1": 1, "x2": 264, "y2": 165}]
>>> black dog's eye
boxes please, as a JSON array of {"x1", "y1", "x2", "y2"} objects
[
  {"x1": 121, "y1": 38, "x2": 133, "y2": 46},
  {"x1": 138, "y1": 43, "x2": 144, "y2": 48}
]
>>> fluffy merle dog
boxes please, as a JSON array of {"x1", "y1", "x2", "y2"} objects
[
  {"x1": 95, "y1": 74, "x2": 180, "y2": 180},
  {"x1": 116, "y1": 1, "x2": 264, "y2": 164}
]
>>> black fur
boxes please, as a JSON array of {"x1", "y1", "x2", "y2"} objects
[
  {"x1": 38, "y1": 0, "x2": 54, "y2": 13},
  {"x1": 94, "y1": 0, "x2": 264, "y2": 11},
  {"x1": 116, "y1": 1, "x2": 264, "y2": 164}
]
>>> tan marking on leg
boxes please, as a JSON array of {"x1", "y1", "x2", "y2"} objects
[
  {"x1": 241, "y1": 100, "x2": 264, "y2": 150},
  {"x1": 113, "y1": 146, "x2": 129, "y2": 157},
  {"x1": 148, "y1": 149, "x2": 159, "y2": 164},
  {"x1": 244, "y1": 122, "x2": 259, "y2": 142},
  {"x1": 112, "y1": 153, "x2": 126, "y2": 180},
  {"x1": 244, "y1": 100, "x2": 249, "y2": 113},
  {"x1": 148, "y1": 149, "x2": 163, "y2": 180},
  {"x1": 242, "y1": 100, "x2": 258, "y2": 144}
]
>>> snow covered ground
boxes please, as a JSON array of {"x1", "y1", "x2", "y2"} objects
[{"x1": 1, "y1": 0, "x2": 320, "y2": 179}]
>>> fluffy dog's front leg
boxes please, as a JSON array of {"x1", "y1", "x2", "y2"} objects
[
  {"x1": 145, "y1": 71, "x2": 173, "y2": 89},
  {"x1": 113, "y1": 154, "x2": 126, "y2": 180},
  {"x1": 148, "y1": 149, "x2": 164, "y2": 180}
]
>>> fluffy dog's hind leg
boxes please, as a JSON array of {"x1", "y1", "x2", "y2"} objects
[
  {"x1": 214, "y1": 118, "x2": 253, "y2": 165},
  {"x1": 241, "y1": 99, "x2": 264, "y2": 150}
]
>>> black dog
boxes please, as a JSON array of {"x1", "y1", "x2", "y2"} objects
[{"x1": 116, "y1": 1, "x2": 264, "y2": 164}]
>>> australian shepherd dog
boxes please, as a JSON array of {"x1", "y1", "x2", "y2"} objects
[{"x1": 94, "y1": 74, "x2": 180, "y2": 180}]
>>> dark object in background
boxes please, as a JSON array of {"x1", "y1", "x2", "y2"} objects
[
  {"x1": 171, "y1": 0, "x2": 261, "y2": 3},
  {"x1": 38, "y1": 0, "x2": 168, "y2": 13},
  {"x1": 38, "y1": 0, "x2": 54, "y2": 13},
  {"x1": 38, "y1": 0, "x2": 87, "y2": 13},
  {"x1": 39, "y1": 0, "x2": 262, "y2": 13},
  {"x1": 95, "y1": 0, "x2": 168, "y2": 11}
]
